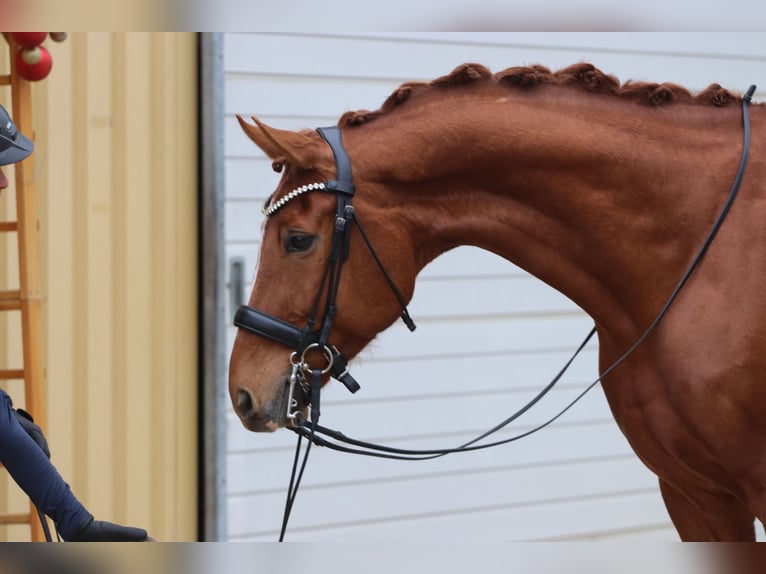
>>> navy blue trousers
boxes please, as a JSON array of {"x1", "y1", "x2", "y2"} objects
[{"x1": 0, "y1": 389, "x2": 91, "y2": 539}]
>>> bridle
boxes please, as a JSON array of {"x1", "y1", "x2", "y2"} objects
[
  {"x1": 233, "y1": 126, "x2": 418, "y2": 540},
  {"x1": 233, "y1": 126, "x2": 416, "y2": 420},
  {"x1": 233, "y1": 86, "x2": 756, "y2": 540}
]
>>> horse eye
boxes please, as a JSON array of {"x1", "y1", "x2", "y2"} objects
[{"x1": 284, "y1": 233, "x2": 317, "y2": 253}]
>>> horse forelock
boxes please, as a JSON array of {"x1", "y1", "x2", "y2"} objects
[{"x1": 337, "y1": 62, "x2": 745, "y2": 128}]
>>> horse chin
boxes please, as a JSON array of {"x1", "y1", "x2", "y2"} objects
[{"x1": 240, "y1": 416, "x2": 281, "y2": 433}]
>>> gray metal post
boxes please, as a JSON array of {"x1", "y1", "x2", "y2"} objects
[{"x1": 199, "y1": 31, "x2": 227, "y2": 541}]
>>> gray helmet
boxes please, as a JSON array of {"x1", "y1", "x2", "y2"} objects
[{"x1": 0, "y1": 104, "x2": 34, "y2": 166}]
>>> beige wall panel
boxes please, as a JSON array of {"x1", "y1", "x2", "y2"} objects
[{"x1": 0, "y1": 33, "x2": 198, "y2": 541}]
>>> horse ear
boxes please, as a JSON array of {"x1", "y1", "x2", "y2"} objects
[{"x1": 236, "y1": 115, "x2": 319, "y2": 168}]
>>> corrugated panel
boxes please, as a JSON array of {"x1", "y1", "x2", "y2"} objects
[
  {"x1": 223, "y1": 32, "x2": 765, "y2": 542},
  {"x1": 1, "y1": 33, "x2": 198, "y2": 541}
]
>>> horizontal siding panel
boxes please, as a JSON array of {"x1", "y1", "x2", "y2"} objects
[
  {"x1": 222, "y1": 257, "x2": 579, "y2": 319},
  {"x1": 227, "y1": 456, "x2": 661, "y2": 539},
  {"x1": 225, "y1": 386, "x2": 610, "y2": 456},
  {"x1": 312, "y1": 343, "x2": 598, "y2": 394},
  {"x1": 226, "y1": 418, "x2": 633, "y2": 494},
  {"x1": 223, "y1": 244, "x2": 541, "y2": 329},
  {"x1": 225, "y1": 75, "x2": 396, "y2": 124},
  {"x1": 225, "y1": 33, "x2": 764, "y2": 93},
  {"x1": 353, "y1": 314, "x2": 594, "y2": 360},
  {"x1": 420, "y1": 248, "x2": 526, "y2": 278},
  {"x1": 223, "y1": 336, "x2": 600, "y2": 401},
  {"x1": 231, "y1": 491, "x2": 673, "y2": 542},
  {"x1": 409, "y1": 275, "x2": 580, "y2": 317},
  {"x1": 225, "y1": 245, "x2": 529, "y2": 290},
  {"x1": 226, "y1": 157, "x2": 273, "y2": 199},
  {"x1": 299, "y1": 380, "x2": 608, "y2": 435},
  {"x1": 421, "y1": 247, "x2": 526, "y2": 278},
  {"x1": 227, "y1": 377, "x2": 611, "y2": 454},
  {"x1": 225, "y1": 198, "x2": 262, "y2": 243},
  {"x1": 223, "y1": 344, "x2": 603, "y2": 454},
  {"x1": 315, "y1": 348, "x2": 600, "y2": 399},
  {"x1": 330, "y1": 32, "x2": 766, "y2": 59},
  {"x1": 224, "y1": 314, "x2": 597, "y2": 374}
]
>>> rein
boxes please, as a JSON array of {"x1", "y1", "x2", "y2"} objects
[{"x1": 234, "y1": 85, "x2": 756, "y2": 540}]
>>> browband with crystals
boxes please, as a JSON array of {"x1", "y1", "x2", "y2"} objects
[{"x1": 262, "y1": 182, "x2": 328, "y2": 216}]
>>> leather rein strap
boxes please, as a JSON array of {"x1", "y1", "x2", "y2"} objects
[{"x1": 235, "y1": 85, "x2": 756, "y2": 539}]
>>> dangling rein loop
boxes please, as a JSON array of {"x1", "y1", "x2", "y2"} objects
[{"x1": 278, "y1": 366, "x2": 323, "y2": 542}]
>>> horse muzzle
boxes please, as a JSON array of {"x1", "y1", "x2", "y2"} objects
[{"x1": 234, "y1": 377, "x2": 307, "y2": 432}]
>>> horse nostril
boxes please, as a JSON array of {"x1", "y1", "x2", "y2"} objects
[{"x1": 237, "y1": 389, "x2": 255, "y2": 417}]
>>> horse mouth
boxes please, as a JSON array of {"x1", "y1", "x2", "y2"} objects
[{"x1": 236, "y1": 376, "x2": 311, "y2": 432}]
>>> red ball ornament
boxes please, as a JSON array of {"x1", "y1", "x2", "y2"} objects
[
  {"x1": 15, "y1": 46, "x2": 53, "y2": 82},
  {"x1": 10, "y1": 32, "x2": 48, "y2": 49}
]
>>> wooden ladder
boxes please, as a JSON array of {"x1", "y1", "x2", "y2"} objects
[{"x1": 0, "y1": 33, "x2": 49, "y2": 542}]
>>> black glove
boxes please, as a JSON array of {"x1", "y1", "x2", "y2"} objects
[
  {"x1": 13, "y1": 408, "x2": 51, "y2": 459},
  {"x1": 68, "y1": 517, "x2": 151, "y2": 542}
]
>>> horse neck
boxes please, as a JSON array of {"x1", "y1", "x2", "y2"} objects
[{"x1": 346, "y1": 91, "x2": 747, "y2": 340}]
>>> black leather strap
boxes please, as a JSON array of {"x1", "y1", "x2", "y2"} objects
[
  {"x1": 316, "y1": 126, "x2": 355, "y2": 194},
  {"x1": 234, "y1": 306, "x2": 304, "y2": 348}
]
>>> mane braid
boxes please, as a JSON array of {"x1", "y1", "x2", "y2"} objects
[{"x1": 338, "y1": 62, "x2": 744, "y2": 128}]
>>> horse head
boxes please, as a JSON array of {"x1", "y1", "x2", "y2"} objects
[{"x1": 229, "y1": 117, "x2": 418, "y2": 431}]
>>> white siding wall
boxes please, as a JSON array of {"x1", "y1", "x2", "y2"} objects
[{"x1": 223, "y1": 33, "x2": 765, "y2": 541}]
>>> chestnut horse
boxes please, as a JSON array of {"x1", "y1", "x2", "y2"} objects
[{"x1": 228, "y1": 63, "x2": 765, "y2": 541}]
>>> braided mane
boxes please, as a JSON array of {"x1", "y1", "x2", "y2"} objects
[{"x1": 339, "y1": 63, "x2": 741, "y2": 128}]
